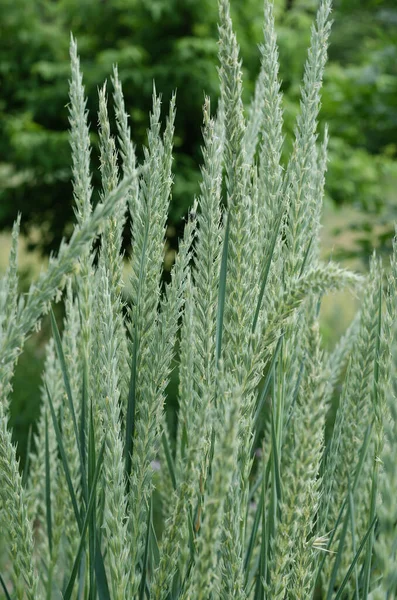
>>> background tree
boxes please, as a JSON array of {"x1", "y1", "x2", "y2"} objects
[{"x1": 1, "y1": 0, "x2": 396, "y2": 256}]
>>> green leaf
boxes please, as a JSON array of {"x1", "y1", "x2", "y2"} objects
[
  {"x1": 361, "y1": 458, "x2": 378, "y2": 598},
  {"x1": 0, "y1": 574, "x2": 12, "y2": 600},
  {"x1": 150, "y1": 518, "x2": 160, "y2": 569},
  {"x1": 139, "y1": 496, "x2": 152, "y2": 600},
  {"x1": 50, "y1": 307, "x2": 87, "y2": 502},
  {"x1": 94, "y1": 535, "x2": 111, "y2": 600},
  {"x1": 161, "y1": 430, "x2": 177, "y2": 491},
  {"x1": 80, "y1": 357, "x2": 88, "y2": 505},
  {"x1": 298, "y1": 235, "x2": 314, "y2": 278},
  {"x1": 252, "y1": 207, "x2": 284, "y2": 333},
  {"x1": 333, "y1": 517, "x2": 377, "y2": 600},
  {"x1": 46, "y1": 382, "x2": 81, "y2": 530},
  {"x1": 125, "y1": 218, "x2": 150, "y2": 488},
  {"x1": 254, "y1": 462, "x2": 267, "y2": 600},
  {"x1": 50, "y1": 308, "x2": 77, "y2": 440},
  {"x1": 63, "y1": 439, "x2": 106, "y2": 600},
  {"x1": 347, "y1": 479, "x2": 359, "y2": 599},
  {"x1": 88, "y1": 399, "x2": 96, "y2": 599},
  {"x1": 45, "y1": 412, "x2": 53, "y2": 556},
  {"x1": 254, "y1": 333, "x2": 283, "y2": 437},
  {"x1": 244, "y1": 476, "x2": 264, "y2": 588},
  {"x1": 317, "y1": 423, "x2": 373, "y2": 582},
  {"x1": 267, "y1": 390, "x2": 282, "y2": 567},
  {"x1": 216, "y1": 211, "x2": 230, "y2": 363},
  {"x1": 22, "y1": 424, "x2": 33, "y2": 487},
  {"x1": 270, "y1": 408, "x2": 282, "y2": 505}
]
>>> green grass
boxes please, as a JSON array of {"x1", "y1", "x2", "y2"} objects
[{"x1": 0, "y1": 1, "x2": 396, "y2": 599}]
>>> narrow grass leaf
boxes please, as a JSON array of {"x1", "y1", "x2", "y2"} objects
[
  {"x1": 139, "y1": 496, "x2": 153, "y2": 600},
  {"x1": 161, "y1": 431, "x2": 177, "y2": 491},
  {"x1": 45, "y1": 412, "x2": 53, "y2": 556},
  {"x1": 94, "y1": 534, "x2": 111, "y2": 600},
  {"x1": 254, "y1": 333, "x2": 283, "y2": 431},
  {"x1": 270, "y1": 408, "x2": 282, "y2": 504},
  {"x1": 125, "y1": 215, "x2": 150, "y2": 487},
  {"x1": 317, "y1": 424, "x2": 373, "y2": 581},
  {"x1": 46, "y1": 381, "x2": 81, "y2": 530},
  {"x1": 347, "y1": 480, "x2": 359, "y2": 599},
  {"x1": 80, "y1": 357, "x2": 88, "y2": 505},
  {"x1": 50, "y1": 306, "x2": 87, "y2": 500},
  {"x1": 150, "y1": 519, "x2": 160, "y2": 568},
  {"x1": 88, "y1": 399, "x2": 96, "y2": 599},
  {"x1": 298, "y1": 236, "x2": 314, "y2": 278},
  {"x1": 216, "y1": 211, "x2": 230, "y2": 363},
  {"x1": 266, "y1": 377, "x2": 279, "y2": 560},
  {"x1": 333, "y1": 517, "x2": 377, "y2": 600},
  {"x1": 125, "y1": 331, "x2": 138, "y2": 489},
  {"x1": 63, "y1": 439, "x2": 106, "y2": 600},
  {"x1": 50, "y1": 308, "x2": 77, "y2": 438},
  {"x1": 326, "y1": 501, "x2": 351, "y2": 600},
  {"x1": 244, "y1": 481, "x2": 264, "y2": 581},
  {"x1": 22, "y1": 424, "x2": 33, "y2": 487},
  {"x1": 254, "y1": 465, "x2": 267, "y2": 600},
  {"x1": 0, "y1": 574, "x2": 12, "y2": 600},
  {"x1": 252, "y1": 207, "x2": 284, "y2": 333},
  {"x1": 77, "y1": 553, "x2": 85, "y2": 600},
  {"x1": 361, "y1": 460, "x2": 378, "y2": 598}
]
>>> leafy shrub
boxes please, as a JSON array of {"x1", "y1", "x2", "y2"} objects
[{"x1": 0, "y1": 1, "x2": 396, "y2": 598}]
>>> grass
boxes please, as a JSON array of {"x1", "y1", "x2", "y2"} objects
[{"x1": 0, "y1": 1, "x2": 396, "y2": 599}]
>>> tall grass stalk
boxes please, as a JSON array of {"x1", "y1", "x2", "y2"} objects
[{"x1": 1, "y1": 1, "x2": 396, "y2": 598}]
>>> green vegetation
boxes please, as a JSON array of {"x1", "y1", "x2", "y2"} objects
[{"x1": 1, "y1": 0, "x2": 396, "y2": 598}]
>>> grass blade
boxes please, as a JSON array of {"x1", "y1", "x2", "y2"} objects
[
  {"x1": 326, "y1": 500, "x2": 351, "y2": 600},
  {"x1": 252, "y1": 207, "x2": 284, "y2": 333},
  {"x1": 139, "y1": 496, "x2": 153, "y2": 600},
  {"x1": 125, "y1": 329, "x2": 138, "y2": 491},
  {"x1": 22, "y1": 425, "x2": 33, "y2": 487},
  {"x1": 333, "y1": 517, "x2": 377, "y2": 600},
  {"x1": 347, "y1": 480, "x2": 359, "y2": 599},
  {"x1": 125, "y1": 220, "x2": 150, "y2": 487},
  {"x1": 88, "y1": 399, "x2": 96, "y2": 599},
  {"x1": 270, "y1": 408, "x2": 282, "y2": 505},
  {"x1": 298, "y1": 235, "x2": 314, "y2": 278},
  {"x1": 0, "y1": 574, "x2": 12, "y2": 600},
  {"x1": 254, "y1": 459, "x2": 268, "y2": 600},
  {"x1": 244, "y1": 480, "x2": 264, "y2": 582},
  {"x1": 253, "y1": 334, "x2": 283, "y2": 440},
  {"x1": 80, "y1": 357, "x2": 88, "y2": 505},
  {"x1": 161, "y1": 431, "x2": 177, "y2": 491},
  {"x1": 361, "y1": 459, "x2": 378, "y2": 598},
  {"x1": 77, "y1": 553, "x2": 85, "y2": 600},
  {"x1": 45, "y1": 412, "x2": 53, "y2": 556},
  {"x1": 150, "y1": 518, "x2": 160, "y2": 569},
  {"x1": 63, "y1": 438, "x2": 106, "y2": 600},
  {"x1": 50, "y1": 307, "x2": 87, "y2": 501},
  {"x1": 50, "y1": 308, "x2": 78, "y2": 446},
  {"x1": 216, "y1": 211, "x2": 230, "y2": 363},
  {"x1": 317, "y1": 423, "x2": 373, "y2": 581},
  {"x1": 46, "y1": 381, "x2": 82, "y2": 530},
  {"x1": 94, "y1": 535, "x2": 111, "y2": 600}
]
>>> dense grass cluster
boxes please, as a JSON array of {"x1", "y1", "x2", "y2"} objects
[{"x1": 0, "y1": 0, "x2": 396, "y2": 598}]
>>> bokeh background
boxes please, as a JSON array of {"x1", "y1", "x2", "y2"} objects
[{"x1": 1, "y1": 0, "x2": 396, "y2": 462}]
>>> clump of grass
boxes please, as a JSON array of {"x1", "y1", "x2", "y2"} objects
[{"x1": 0, "y1": 1, "x2": 396, "y2": 598}]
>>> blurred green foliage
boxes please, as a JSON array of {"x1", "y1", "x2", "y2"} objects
[{"x1": 1, "y1": 0, "x2": 396, "y2": 256}]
